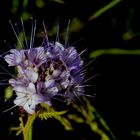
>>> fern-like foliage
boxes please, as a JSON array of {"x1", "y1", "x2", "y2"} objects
[
  {"x1": 37, "y1": 103, "x2": 73, "y2": 130},
  {"x1": 67, "y1": 97, "x2": 117, "y2": 140},
  {"x1": 9, "y1": 116, "x2": 25, "y2": 136}
]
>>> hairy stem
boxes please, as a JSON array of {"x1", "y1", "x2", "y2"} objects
[{"x1": 23, "y1": 113, "x2": 36, "y2": 140}]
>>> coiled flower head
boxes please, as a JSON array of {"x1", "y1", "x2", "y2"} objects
[{"x1": 4, "y1": 21, "x2": 85, "y2": 114}]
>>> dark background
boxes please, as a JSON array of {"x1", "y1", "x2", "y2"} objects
[{"x1": 0, "y1": 0, "x2": 140, "y2": 140}]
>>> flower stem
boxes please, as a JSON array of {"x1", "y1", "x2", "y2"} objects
[{"x1": 23, "y1": 113, "x2": 36, "y2": 140}]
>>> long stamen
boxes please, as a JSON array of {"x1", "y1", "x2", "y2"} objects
[
  {"x1": 42, "y1": 21, "x2": 49, "y2": 45},
  {"x1": 0, "y1": 65, "x2": 15, "y2": 78},
  {"x1": 51, "y1": 97, "x2": 66, "y2": 103},
  {"x1": 0, "y1": 79, "x2": 9, "y2": 82},
  {"x1": 2, "y1": 97, "x2": 28, "y2": 113},
  {"x1": 21, "y1": 18, "x2": 28, "y2": 48},
  {"x1": 75, "y1": 85, "x2": 91, "y2": 88},
  {"x1": 0, "y1": 50, "x2": 11, "y2": 58},
  {"x1": 2, "y1": 104, "x2": 18, "y2": 113},
  {"x1": 3, "y1": 40, "x2": 15, "y2": 50},
  {"x1": 83, "y1": 74, "x2": 100, "y2": 83},
  {"x1": 55, "y1": 22, "x2": 60, "y2": 42},
  {"x1": 65, "y1": 20, "x2": 71, "y2": 48},
  {"x1": 73, "y1": 91, "x2": 84, "y2": 104},
  {"x1": 69, "y1": 38, "x2": 86, "y2": 47},
  {"x1": 30, "y1": 18, "x2": 34, "y2": 49},
  {"x1": 9, "y1": 20, "x2": 23, "y2": 49},
  {"x1": 14, "y1": 23, "x2": 25, "y2": 49},
  {"x1": 32, "y1": 20, "x2": 37, "y2": 48}
]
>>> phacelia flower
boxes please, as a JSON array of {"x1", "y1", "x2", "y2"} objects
[{"x1": 4, "y1": 21, "x2": 85, "y2": 114}]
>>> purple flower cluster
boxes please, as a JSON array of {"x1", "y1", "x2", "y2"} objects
[{"x1": 4, "y1": 40, "x2": 84, "y2": 114}]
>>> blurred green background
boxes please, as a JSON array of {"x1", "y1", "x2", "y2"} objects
[{"x1": 0, "y1": 0, "x2": 140, "y2": 140}]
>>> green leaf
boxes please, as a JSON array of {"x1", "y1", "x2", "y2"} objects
[
  {"x1": 16, "y1": 32, "x2": 24, "y2": 49},
  {"x1": 21, "y1": 12, "x2": 31, "y2": 21},
  {"x1": 69, "y1": 18, "x2": 84, "y2": 33},
  {"x1": 23, "y1": 0, "x2": 29, "y2": 8},
  {"x1": 35, "y1": 0, "x2": 45, "y2": 8},
  {"x1": 11, "y1": 0, "x2": 19, "y2": 14},
  {"x1": 122, "y1": 31, "x2": 134, "y2": 40},
  {"x1": 67, "y1": 114, "x2": 84, "y2": 123},
  {"x1": 54, "y1": 115, "x2": 73, "y2": 130},
  {"x1": 131, "y1": 131, "x2": 140, "y2": 136},
  {"x1": 50, "y1": 0, "x2": 65, "y2": 4}
]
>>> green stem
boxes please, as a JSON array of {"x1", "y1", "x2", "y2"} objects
[{"x1": 23, "y1": 113, "x2": 36, "y2": 140}]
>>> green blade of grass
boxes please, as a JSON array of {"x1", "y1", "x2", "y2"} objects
[
  {"x1": 89, "y1": 0, "x2": 122, "y2": 21},
  {"x1": 90, "y1": 49, "x2": 140, "y2": 58}
]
